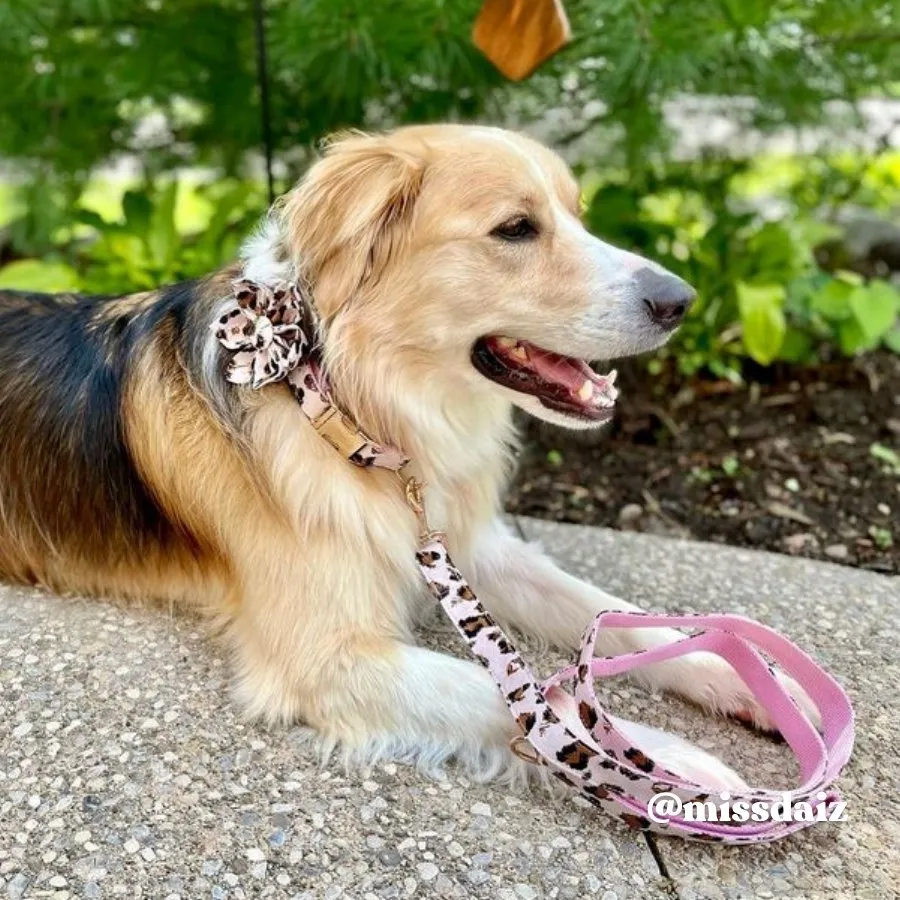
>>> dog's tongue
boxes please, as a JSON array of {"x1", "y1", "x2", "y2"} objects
[
  {"x1": 489, "y1": 337, "x2": 618, "y2": 407},
  {"x1": 526, "y1": 344, "x2": 603, "y2": 392}
]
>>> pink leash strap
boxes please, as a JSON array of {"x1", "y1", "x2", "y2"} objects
[
  {"x1": 548, "y1": 611, "x2": 854, "y2": 787},
  {"x1": 416, "y1": 537, "x2": 855, "y2": 844}
]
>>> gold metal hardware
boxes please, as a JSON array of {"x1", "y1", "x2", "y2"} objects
[
  {"x1": 311, "y1": 406, "x2": 369, "y2": 459},
  {"x1": 510, "y1": 735, "x2": 543, "y2": 765},
  {"x1": 400, "y1": 474, "x2": 446, "y2": 544},
  {"x1": 404, "y1": 476, "x2": 426, "y2": 516}
]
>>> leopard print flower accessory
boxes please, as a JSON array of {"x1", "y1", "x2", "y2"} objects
[
  {"x1": 215, "y1": 279, "x2": 308, "y2": 388},
  {"x1": 214, "y1": 277, "x2": 854, "y2": 843}
]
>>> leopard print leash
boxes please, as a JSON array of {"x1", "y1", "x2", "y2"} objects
[{"x1": 214, "y1": 278, "x2": 855, "y2": 844}]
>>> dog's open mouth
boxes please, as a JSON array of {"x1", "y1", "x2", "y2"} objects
[{"x1": 471, "y1": 336, "x2": 618, "y2": 422}]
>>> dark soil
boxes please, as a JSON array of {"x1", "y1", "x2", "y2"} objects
[{"x1": 507, "y1": 352, "x2": 900, "y2": 575}]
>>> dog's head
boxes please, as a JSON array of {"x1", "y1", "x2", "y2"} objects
[{"x1": 275, "y1": 125, "x2": 694, "y2": 432}]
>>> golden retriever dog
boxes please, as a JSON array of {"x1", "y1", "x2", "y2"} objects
[{"x1": 0, "y1": 125, "x2": 816, "y2": 786}]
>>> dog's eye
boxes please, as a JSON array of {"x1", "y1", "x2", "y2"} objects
[{"x1": 491, "y1": 216, "x2": 539, "y2": 242}]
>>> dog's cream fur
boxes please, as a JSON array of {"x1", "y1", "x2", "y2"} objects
[{"x1": 0, "y1": 125, "x2": 819, "y2": 789}]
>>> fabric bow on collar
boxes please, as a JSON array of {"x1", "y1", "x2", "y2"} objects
[
  {"x1": 213, "y1": 278, "x2": 408, "y2": 470},
  {"x1": 215, "y1": 278, "x2": 310, "y2": 389}
]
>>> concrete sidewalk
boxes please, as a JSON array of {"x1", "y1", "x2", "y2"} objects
[{"x1": 1, "y1": 521, "x2": 897, "y2": 900}]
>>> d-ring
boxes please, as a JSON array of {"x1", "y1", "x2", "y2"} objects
[{"x1": 509, "y1": 735, "x2": 543, "y2": 765}]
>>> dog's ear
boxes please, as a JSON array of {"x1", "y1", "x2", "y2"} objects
[{"x1": 282, "y1": 132, "x2": 425, "y2": 315}]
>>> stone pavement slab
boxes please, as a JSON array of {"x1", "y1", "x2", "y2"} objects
[{"x1": 1, "y1": 520, "x2": 898, "y2": 900}]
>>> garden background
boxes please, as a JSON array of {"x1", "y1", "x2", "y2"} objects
[{"x1": 1, "y1": 0, "x2": 898, "y2": 572}]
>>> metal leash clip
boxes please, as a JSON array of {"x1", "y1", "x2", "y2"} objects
[{"x1": 401, "y1": 474, "x2": 447, "y2": 544}]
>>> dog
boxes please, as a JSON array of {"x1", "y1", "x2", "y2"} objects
[{"x1": 0, "y1": 125, "x2": 817, "y2": 786}]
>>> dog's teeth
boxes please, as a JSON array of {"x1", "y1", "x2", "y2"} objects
[
  {"x1": 496, "y1": 337, "x2": 517, "y2": 349},
  {"x1": 607, "y1": 368, "x2": 618, "y2": 385},
  {"x1": 511, "y1": 344, "x2": 529, "y2": 361},
  {"x1": 577, "y1": 380, "x2": 594, "y2": 402}
]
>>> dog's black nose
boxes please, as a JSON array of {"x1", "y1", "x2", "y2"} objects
[{"x1": 637, "y1": 268, "x2": 696, "y2": 329}]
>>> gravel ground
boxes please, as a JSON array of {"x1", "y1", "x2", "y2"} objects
[{"x1": 1, "y1": 520, "x2": 898, "y2": 900}]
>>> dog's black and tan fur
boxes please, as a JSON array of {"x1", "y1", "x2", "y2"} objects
[{"x1": 0, "y1": 272, "x2": 243, "y2": 599}]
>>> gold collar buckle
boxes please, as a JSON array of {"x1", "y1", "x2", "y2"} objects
[
  {"x1": 510, "y1": 735, "x2": 543, "y2": 765},
  {"x1": 311, "y1": 406, "x2": 369, "y2": 459}
]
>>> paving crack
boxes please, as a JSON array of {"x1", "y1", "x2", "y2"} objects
[{"x1": 643, "y1": 831, "x2": 682, "y2": 897}]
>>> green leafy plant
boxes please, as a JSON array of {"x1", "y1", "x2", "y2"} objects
[
  {"x1": 1, "y1": 1, "x2": 898, "y2": 375},
  {"x1": 74, "y1": 182, "x2": 183, "y2": 292},
  {"x1": 583, "y1": 153, "x2": 900, "y2": 380},
  {"x1": 737, "y1": 282, "x2": 787, "y2": 366},
  {"x1": 789, "y1": 274, "x2": 900, "y2": 356},
  {"x1": 689, "y1": 466, "x2": 715, "y2": 485},
  {"x1": 546, "y1": 449, "x2": 564, "y2": 467},
  {"x1": 0, "y1": 258, "x2": 80, "y2": 292},
  {"x1": 0, "y1": 178, "x2": 265, "y2": 295},
  {"x1": 67, "y1": 180, "x2": 263, "y2": 294},
  {"x1": 869, "y1": 526, "x2": 894, "y2": 550}
]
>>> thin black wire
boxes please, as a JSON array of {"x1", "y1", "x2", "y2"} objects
[{"x1": 252, "y1": 0, "x2": 276, "y2": 205}]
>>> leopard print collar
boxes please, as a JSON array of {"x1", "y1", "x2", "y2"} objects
[{"x1": 213, "y1": 278, "x2": 408, "y2": 470}]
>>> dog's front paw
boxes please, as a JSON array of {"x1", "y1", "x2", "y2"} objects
[
  {"x1": 658, "y1": 652, "x2": 822, "y2": 735},
  {"x1": 610, "y1": 715, "x2": 749, "y2": 791},
  {"x1": 728, "y1": 668, "x2": 822, "y2": 735}
]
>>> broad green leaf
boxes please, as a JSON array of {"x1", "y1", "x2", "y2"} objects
[
  {"x1": 784, "y1": 274, "x2": 819, "y2": 317},
  {"x1": 834, "y1": 269, "x2": 865, "y2": 287},
  {"x1": 849, "y1": 280, "x2": 900, "y2": 341},
  {"x1": 0, "y1": 259, "x2": 80, "y2": 292},
  {"x1": 148, "y1": 182, "x2": 179, "y2": 272},
  {"x1": 884, "y1": 327, "x2": 900, "y2": 354},
  {"x1": 809, "y1": 278, "x2": 853, "y2": 321},
  {"x1": 837, "y1": 317, "x2": 876, "y2": 355},
  {"x1": 744, "y1": 223, "x2": 798, "y2": 282},
  {"x1": 122, "y1": 189, "x2": 153, "y2": 235},
  {"x1": 790, "y1": 218, "x2": 842, "y2": 250},
  {"x1": 105, "y1": 233, "x2": 151, "y2": 286},
  {"x1": 737, "y1": 282, "x2": 785, "y2": 366},
  {"x1": 74, "y1": 208, "x2": 110, "y2": 231},
  {"x1": 779, "y1": 328, "x2": 815, "y2": 363}
]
